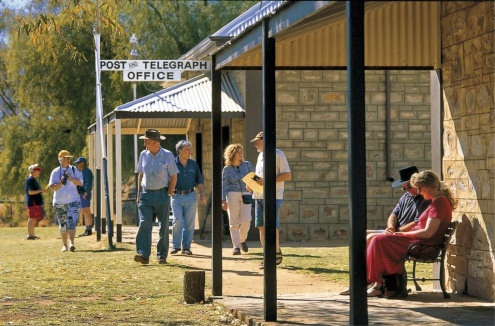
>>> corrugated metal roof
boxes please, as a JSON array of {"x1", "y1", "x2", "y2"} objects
[
  {"x1": 180, "y1": 1, "x2": 288, "y2": 61},
  {"x1": 94, "y1": 73, "x2": 244, "y2": 135},
  {"x1": 113, "y1": 73, "x2": 244, "y2": 118},
  {"x1": 213, "y1": 1, "x2": 441, "y2": 69},
  {"x1": 211, "y1": 1, "x2": 288, "y2": 39}
]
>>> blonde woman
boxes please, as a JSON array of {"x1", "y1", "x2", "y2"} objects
[
  {"x1": 222, "y1": 144, "x2": 255, "y2": 255},
  {"x1": 366, "y1": 170, "x2": 457, "y2": 298}
]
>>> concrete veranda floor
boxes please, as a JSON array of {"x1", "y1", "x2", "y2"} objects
[{"x1": 121, "y1": 226, "x2": 495, "y2": 325}]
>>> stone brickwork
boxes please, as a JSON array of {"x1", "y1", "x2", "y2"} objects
[
  {"x1": 440, "y1": 1, "x2": 495, "y2": 302},
  {"x1": 195, "y1": 70, "x2": 432, "y2": 243},
  {"x1": 275, "y1": 70, "x2": 432, "y2": 242}
]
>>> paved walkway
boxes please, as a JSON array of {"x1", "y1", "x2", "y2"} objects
[{"x1": 121, "y1": 227, "x2": 495, "y2": 325}]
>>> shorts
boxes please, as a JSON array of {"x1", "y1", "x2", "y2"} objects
[
  {"x1": 54, "y1": 201, "x2": 81, "y2": 232},
  {"x1": 28, "y1": 205, "x2": 44, "y2": 220},
  {"x1": 80, "y1": 193, "x2": 91, "y2": 208},
  {"x1": 254, "y1": 199, "x2": 282, "y2": 228}
]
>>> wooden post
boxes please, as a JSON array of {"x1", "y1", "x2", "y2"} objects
[{"x1": 183, "y1": 270, "x2": 205, "y2": 304}]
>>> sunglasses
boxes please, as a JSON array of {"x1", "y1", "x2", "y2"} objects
[{"x1": 401, "y1": 184, "x2": 413, "y2": 191}]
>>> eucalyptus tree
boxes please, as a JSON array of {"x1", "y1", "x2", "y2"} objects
[{"x1": 0, "y1": 0, "x2": 257, "y2": 203}]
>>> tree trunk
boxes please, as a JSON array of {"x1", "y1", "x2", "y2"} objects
[{"x1": 183, "y1": 270, "x2": 205, "y2": 304}]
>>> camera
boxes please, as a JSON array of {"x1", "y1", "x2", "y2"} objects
[{"x1": 61, "y1": 172, "x2": 68, "y2": 185}]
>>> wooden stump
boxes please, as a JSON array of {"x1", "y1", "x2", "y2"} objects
[{"x1": 183, "y1": 270, "x2": 205, "y2": 304}]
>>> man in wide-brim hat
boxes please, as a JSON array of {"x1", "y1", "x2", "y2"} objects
[
  {"x1": 134, "y1": 129, "x2": 178, "y2": 265},
  {"x1": 49, "y1": 150, "x2": 84, "y2": 253},
  {"x1": 139, "y1": 129, "x2": 166, "y2": 142}
]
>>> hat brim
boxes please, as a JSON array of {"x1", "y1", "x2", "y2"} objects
[
  {"x1": 391, "y1": 179, "x2": 409, "y2": 188},
  {"x1": 139, "y1": 135, "x2": 166, "y2": 141}
]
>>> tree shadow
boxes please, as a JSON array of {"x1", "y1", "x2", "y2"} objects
[{"x1": 282, "y1": 265, "x2": 348, "y2": 275}]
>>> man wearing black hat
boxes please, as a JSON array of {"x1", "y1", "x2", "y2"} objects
[
  {"x1": 368, "y1": 166, "x2": 431, "y2": 239},
  {"x1": 339, "y1": 165, "x2": 430, "y2": 295},
  {"x1": 134, "y1": 129, "x2": 178, "y2": 265}
]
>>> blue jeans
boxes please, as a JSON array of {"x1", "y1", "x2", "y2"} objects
[
  {"x1": 171, "y1": 192, "x2": 197, "y2": 250},
  {"x1": 136, "y1": 188, "x2": 170, "y2": 259}
]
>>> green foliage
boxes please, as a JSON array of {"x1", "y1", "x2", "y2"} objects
[{"x1": 0, "y1": 0, "x2": 257, "y2": 200}]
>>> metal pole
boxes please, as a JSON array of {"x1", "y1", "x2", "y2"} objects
[
  {"x1": 103, "y1": 158, "x2": 114, "y2": 249},
  {"x1": 262, "y1": 19, "x2": 277, "y2": 322},
  {"x1": 130, "y1": 34, "x2": 140, "y2": 227},
  {"x1": 94, "y1": 18, "x2": 113, "y2": 249},
  {"x1": 95, "y1": 168, "x2": 101, "y2": 241},
  {"x1": 211, "y1": 55, "x2": 223, "y2": 296},
  {"x1": 346, "y1": 1, "x2": 368, "y2": 325}
]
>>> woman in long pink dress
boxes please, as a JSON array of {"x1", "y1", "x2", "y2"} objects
[{"x1": 366, "y1": 170, "x2": 457, "y2": 297}]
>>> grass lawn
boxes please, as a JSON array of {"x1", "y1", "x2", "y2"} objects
[
  {"x1": 0, "y1": 227, "x2": 435, "y2": 325},
  {"x1": 0, "y1": 227, "x2": 228, "y2": 325}
]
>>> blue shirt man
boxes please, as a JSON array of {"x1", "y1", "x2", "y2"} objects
[
  {"x1": 170, "y1": 140, "x2": 205, "y2": 255},
  {"x1": 74, "y1": 157, "x2": 94, "y2": 236},
  {"x1": 134, "y1": 129, "x2": 178, "y2": 265}
]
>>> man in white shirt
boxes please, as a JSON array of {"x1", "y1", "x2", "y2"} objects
[{"x1": 249, "y1": 131, "x2": 291, "y2": 269}]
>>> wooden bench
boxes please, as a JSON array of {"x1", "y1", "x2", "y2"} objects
[{"x1": 406, "y1": 220, "x2": 458, "y2": 298}]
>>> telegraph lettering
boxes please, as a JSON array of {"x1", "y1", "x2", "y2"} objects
[
  {"x1": 101, "y1": 60, "x2": 210, "y2": 71},
  {"x1": 123, "y1": 70, "x2": 181, "y2": 82},
  {"x1": 142, "y1": 61, "x2": 209, "y2": 70},
  {"x1": 100, "y1": 60, "x2": 128, "y2": 70}
]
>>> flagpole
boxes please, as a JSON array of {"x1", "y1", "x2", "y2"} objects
[{"x1": 93, "y1": 5, "x2": 114, "y2": 250}]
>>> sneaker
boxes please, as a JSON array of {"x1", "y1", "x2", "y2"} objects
[
  {"x1": 241, "y1": 242, "x2": 249, "y2": 252},
  {"x1": 170, "y1": 248, "x2": 181, "y2": 255},
  {"x1": 158, "y1": 257, "x2": 167, "y2": 264},
  {"x1": 182, "y1": 249, "x2": 192, "y2": 255},
  {"x1": 79, "y1": 230, "x2": 92, "y2": 237},
  {"x1": 27, "y1": 236, "x2": 35, "y2": 240},
  {"x1": 69, "y1": 243, "x2": 76, "y2": 252},
  {"x1": 134, "y1": 253, "x2": 149, "y2": 264},
  {"x1": 339, "y1": 287, "x2": 350, "y2": 295},
  {"x1": 61, "y1": 246, "x2": 68, "y2": 252},
  {"x1": 233, "y1": 248, "x2": 241, "y2": 255}
]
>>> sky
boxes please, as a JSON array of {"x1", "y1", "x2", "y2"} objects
[{"x1": 0, "y1": 0, "x2": 29, "y2": 10}]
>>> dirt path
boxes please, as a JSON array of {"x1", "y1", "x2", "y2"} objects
[{"x1": 121, "y1": 227, "x2": 343, "y2": 296}]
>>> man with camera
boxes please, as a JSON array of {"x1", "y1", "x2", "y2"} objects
[{"x1": 49, "y1": 150, "x2": 83, "y2": 252}]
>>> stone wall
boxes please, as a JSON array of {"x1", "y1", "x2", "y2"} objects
[
  {"x1": 440, "y1": 1, "x2": 495, "y2": 301},
  {"x1": 275, "y1": 70, "x2": 432, "y2": 241},
  {"x1": 195, "y1": 70, "x2": 433, "y2": 241}
]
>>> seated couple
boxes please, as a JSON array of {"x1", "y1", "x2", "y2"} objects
[{"x1": 341, "y1": 166, "x2": 456, "y2": 298}]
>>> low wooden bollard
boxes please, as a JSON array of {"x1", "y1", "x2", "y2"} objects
[{"x1": 183, "y1": 270, "x2": 205, "y2": 304}]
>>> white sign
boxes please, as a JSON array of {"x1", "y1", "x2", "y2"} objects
[
  {"x1": 123, "y1": 71, "x2": 182, "y2": 82},
  {"x1": 100, "y1": 60, "x2": 210, "y2": 71}
]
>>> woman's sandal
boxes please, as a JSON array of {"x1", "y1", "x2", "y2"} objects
[
  {"x1": 276, "y1": 251, "x2": 283, "y2": 265},
  {"x1": 367, "y1": 284, "x2": 384, "y2": 297}
]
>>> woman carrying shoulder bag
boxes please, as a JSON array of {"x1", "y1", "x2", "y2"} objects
[{"x1": 222, "y1": 144, "x2": 255, "y2": 256}]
